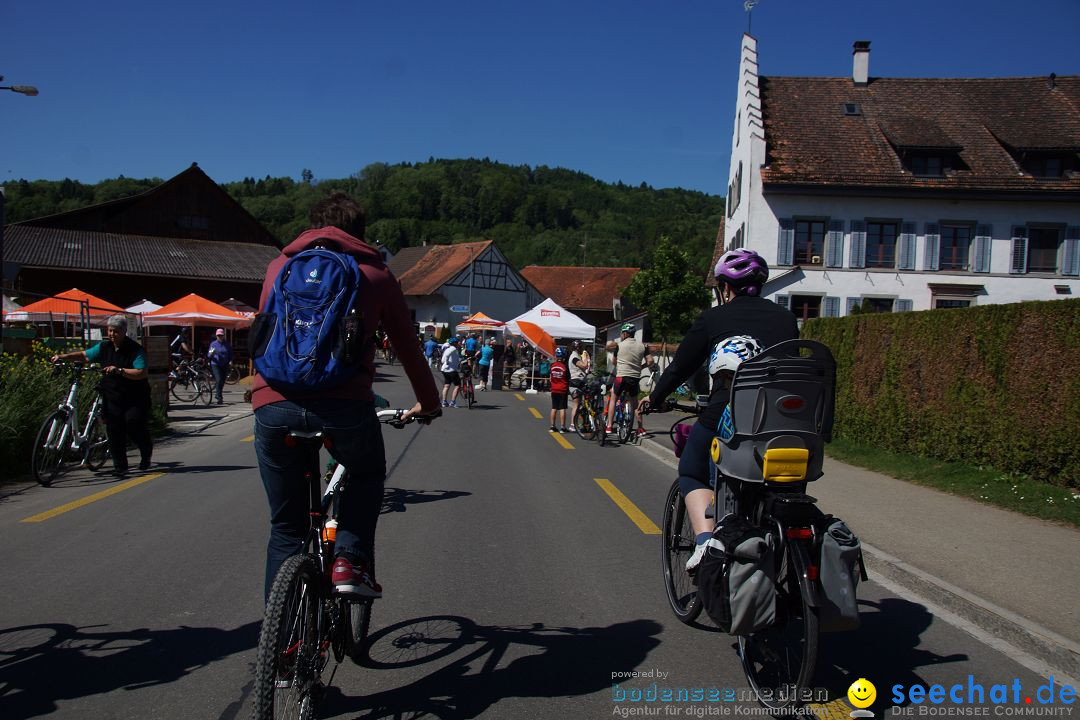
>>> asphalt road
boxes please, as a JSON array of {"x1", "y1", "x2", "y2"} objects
[{"x1": 0, "y1": 365, "x2": 1074, "y2": 719}]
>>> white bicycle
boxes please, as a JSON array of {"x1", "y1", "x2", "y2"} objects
[{"x1": 32, "y1": 362, "x2": 110, "y2": 486}]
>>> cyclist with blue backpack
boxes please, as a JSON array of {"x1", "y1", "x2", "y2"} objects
[
  {"x1": 250, "y1": 192, "x2": 441, "y2": 600},
  {"x1": 640, "y1": 249, "x2": 798, "y2": 573}
]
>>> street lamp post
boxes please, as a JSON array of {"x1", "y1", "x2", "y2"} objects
[{"x1": 1, "y1": 75, "x2": 40, "y2": 352}]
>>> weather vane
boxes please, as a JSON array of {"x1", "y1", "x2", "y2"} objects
[{"x1": 744, "y1": 0, "x2": 758, "y2": 34}]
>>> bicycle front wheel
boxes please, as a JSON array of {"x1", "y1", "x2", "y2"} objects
[
  {"x1": 738, "y1": 543, "x2": 819, "y2": 711},
  {"x1": 616, "y1": 403, "x2": 633, "y2": 444},
  {"x1": 197, "y1": 379, "x2": 213, "y2": 406},
  {"x1": 574, "y1": 406, "x2": 597, "y2": 442},
  {"x1": 32, "y1": 410, "x2": 69, "y2": 486},
  {"x1": 170, "y1": 376, "x2": 198, "y2": 403},
  {"x1": 252, "y1": 554, "x2": 326, "y2": 720},
  {"x1": 83, "y1": 413, "x2": 109, "y2": 471},
  {"x1": 225, "y1": 364, "x2": 242, "y2": 385},
  {"x1": 661, "y1": 480, "x2": 702, "y2": 623}
]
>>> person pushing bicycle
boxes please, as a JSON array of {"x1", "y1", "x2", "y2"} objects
[
  {"x1": 51, "y1": 314, "x2": 153, "y2": 476},
  {"x1": 250, "y1": 192, "x2": 441, "y2": 601},
  {"x1": 639, "y1": 249, "x2": 798, "y2": 573}
]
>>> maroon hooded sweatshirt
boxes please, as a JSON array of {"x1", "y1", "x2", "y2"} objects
[{"x1": 250, "y1": 227, "x2": 440, "y2": 412}]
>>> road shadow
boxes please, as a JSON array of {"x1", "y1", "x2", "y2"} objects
[
  {"x1": 814, "y1": 596, "x2": 967, "y2": 703},
  {"x1": 151, "y1": 461, "x2": 257, "y2": 474},
  {"x1": 0, "y1": 620, "x2": 259, "y2": 719},
  {"x1": 322, "y1": 615, "x2": 663, "y2": 719},
  {"x1": 381, "y1": 488, "x2": 471, "y2": 515}
]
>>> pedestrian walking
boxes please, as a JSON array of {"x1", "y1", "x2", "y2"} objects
[{"x1": 207, "y1": 328, "x2": 233, "y2": 404}]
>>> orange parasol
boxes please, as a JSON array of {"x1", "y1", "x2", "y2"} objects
[
  {"x1": 516, "y1": 320, "x2": 556, "y2": 359},
  {"x1": 5, "y1": 288, "x2": 124, "y2": 322},
  {"x1": 143, "y1": 293, "x2": 251, "y2": 328}
]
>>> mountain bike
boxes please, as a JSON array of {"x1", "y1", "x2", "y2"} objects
[
  {"x1": 658, "y1": 340, "x2": 848, "y2": 712},
  {"x1": 605, "y1": 384, "x2": 634, "y2": 446},
  {"x1": 32, "y1": 362, "x2": 110, "y2": 486},
  {"x1": 573, "y1": 375, "x2": 603, "y2": 442},
  {"x1": 251, "y1": 408, "x2": 422, "y2": 720}
]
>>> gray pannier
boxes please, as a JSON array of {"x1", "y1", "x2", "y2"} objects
[
  {"x1": 818, "y1": 518, "x2": 863, "y2": 632},
  {"x1": 697, "y1": 513, "x2": 777, "y2": 635}
]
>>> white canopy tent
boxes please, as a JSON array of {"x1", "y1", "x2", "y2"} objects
[
  {"x1": 125, "y1": 299, "x2": 163, "y2": 314},
  {"x1": 505, "y1": 298, "x2": 595, "y2": 340}
]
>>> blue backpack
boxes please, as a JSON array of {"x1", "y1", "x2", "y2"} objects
[{"x1": 252, "y1": 246, "x2": 365, "y2": 391}]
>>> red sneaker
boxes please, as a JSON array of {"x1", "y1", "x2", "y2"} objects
[{"x1": 331, "y1": 556, "x2": 382, "y2": 598}]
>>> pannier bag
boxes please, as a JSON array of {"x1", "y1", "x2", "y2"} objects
[
  {"x1": 252, "y1": 247, "x2": 365, "y2": 391},
  {"x1": 697, "y1": 513, "x2": 777, "y2": 635},
  {"x1": 818, "y1": 518, "x2": 862, "y2": 632}
]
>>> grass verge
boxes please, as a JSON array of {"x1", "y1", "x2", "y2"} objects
[{"x1": 825, "y1": 437, "x2": 1080, "y2": 528}]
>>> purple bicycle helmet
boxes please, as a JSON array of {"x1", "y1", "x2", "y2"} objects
[{"x1": 714, "y1": 249, "x2": 769, "y2": 296}]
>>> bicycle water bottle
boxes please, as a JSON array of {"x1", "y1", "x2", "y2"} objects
[{"x1": 322, "y1": 518, "x2": 338, "y2": 557}]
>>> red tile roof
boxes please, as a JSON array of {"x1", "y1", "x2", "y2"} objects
[
  {"x1": 395, "y1": 241, "x2": 493, "y2": 296},
  {"x1": 520, "y1": 266, "x2": 639, "y2": 310},
  {"x1": 759, "y1": 75, "x2": 1080, "y2": 193}
]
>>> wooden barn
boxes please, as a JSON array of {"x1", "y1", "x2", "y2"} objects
[{"x1": 4, "y1": 164, "x2": 280, "y2": 309}]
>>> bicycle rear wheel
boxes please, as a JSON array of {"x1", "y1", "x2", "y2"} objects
[
  {"x1": 32, "y1": 411, "x2": 69, "y2": 486},
  {"x1": 225, "y1": 364, "x2": 242, "y2": 385},
  {"x1": 83, "y1": 413, "x2": 109, "y2": 471},
  {"x1": 344, "y1": 599, "x2": 372, "y2": 664},
  {"x1": 197, "y1": 379, "x2": 213, "y2": 406},
  {"x1": 616, "y1": 401, "x2": 633, "y2": 444},
  {"x1": 738, "y1": 542, "x2": 819, "y2": 710},
  {"x1": 252, "y1": 554, "x2": 326, "y2": 720},
  {"x1": 661, "y1": 480, "x2": 703, "y2": 623}
]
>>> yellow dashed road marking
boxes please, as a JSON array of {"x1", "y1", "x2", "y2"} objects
[
  {"x1": 242, "y1": 435, "x2": 255, "y2": 442},
  {"x1": 549, "y1": 432, "x2": 575, "y2": 450},
  {"x1": 806, "y1": 700, "x2": 852, "y2": 720},
  {"x1": 594, "y1": 478, "x2": 661, "y2": 535},
  {"x1": 528, "y1": 407, "x2": 543, "y2": 419},
  {"x1": 514, "y1": 393, "x2": 525, "y2": 401},
  {"x1": 21, "y1": 472, "x2": 167, "y2": 523}
]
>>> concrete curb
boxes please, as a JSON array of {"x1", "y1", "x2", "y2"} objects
[{"x1": 633, "y1": 434, "x2": 1080, "y2": 684}]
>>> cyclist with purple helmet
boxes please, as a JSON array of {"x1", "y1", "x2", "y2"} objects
[{"x1": 640, "y1": 249, "x2": 798, "y2": 572}]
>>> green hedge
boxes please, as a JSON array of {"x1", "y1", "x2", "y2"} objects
[{"x1": 801, "y1": 299, "x2": 1080, "y2": 487}]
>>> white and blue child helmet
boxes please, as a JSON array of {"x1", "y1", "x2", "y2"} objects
[{"x1": 708, "y1": 335, "x2": 763, "y2": 376}]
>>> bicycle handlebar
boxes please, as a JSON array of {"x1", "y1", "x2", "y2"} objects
[{"x1": 376, "y1": 407, "x2": 442, "y2": 428}]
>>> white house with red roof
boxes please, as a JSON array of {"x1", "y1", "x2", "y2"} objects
[{"x1": 724, "y1": 34, "x2": 1079, "y2": 320}]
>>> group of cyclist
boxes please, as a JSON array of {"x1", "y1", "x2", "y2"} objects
[{"x1": 40, "y1": 182, "x2": 790, "y2": 616}]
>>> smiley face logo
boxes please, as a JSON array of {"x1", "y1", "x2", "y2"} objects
[{"x1": 848, "y1": 678, "x2": 877, "y2": 709}]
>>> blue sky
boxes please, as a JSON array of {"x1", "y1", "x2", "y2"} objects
[{"x1": 3, "y1": 0, "x2": 1078, "y2": 196}]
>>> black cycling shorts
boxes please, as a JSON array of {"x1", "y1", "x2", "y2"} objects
[
  {"x1": 441, "y1": 371, "x2": 461, "y2": 386},
  {"x1": 551, "y1": 392, "x2": 568, "y2": 410},
  {"x1": 613, "y1": 376, "x2": 640, "y2": 397}
]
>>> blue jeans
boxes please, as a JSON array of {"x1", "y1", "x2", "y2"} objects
[
  {"x1": 211, "y1": 364, "x2": 227, "y2": 401},
  {"x1": 254, "y1": 399, "x2": 385, "y2": 599}
]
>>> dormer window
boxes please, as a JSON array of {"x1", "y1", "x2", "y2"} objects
[
  {"x1": 1020, "y1": 152, "x2": 1074, "y2": 178},
  {"x1": 903, "y1": 150, "x2": 963, "y2": 177}
]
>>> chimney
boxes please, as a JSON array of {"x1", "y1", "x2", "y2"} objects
[{"x1": 853, "y1": 40, "x2": 870, "y2": 86}]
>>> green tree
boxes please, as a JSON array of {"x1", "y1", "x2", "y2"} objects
[{"x1": 625, "y1": 235, "x2": 710, "y2": 357}]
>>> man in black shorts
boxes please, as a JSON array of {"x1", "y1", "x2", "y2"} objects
[{"x1": 440, "y1": 336, "x2": 463, "y2": 408}]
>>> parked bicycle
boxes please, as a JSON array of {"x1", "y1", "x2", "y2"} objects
[
  {"x1": 659, "y1": 340, "x2": 862, "y2": 712},
  {"x1": 168, "y1": 358, "x2": 212, "y2": 405},
  {"x1": 251, "y1": 408, "x2": 418, "y2": 719},
  {"x1": 32, "y1": 362, "x2": 110, "y2": 486}
]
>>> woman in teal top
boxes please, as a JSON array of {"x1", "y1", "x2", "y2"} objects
[{"x1": 477, "y1": 338, "x2": 496, "y2": 391}]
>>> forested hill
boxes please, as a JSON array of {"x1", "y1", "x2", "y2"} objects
[{"x1": 3, "y1": 158, "x2": 725, "y2": 270}]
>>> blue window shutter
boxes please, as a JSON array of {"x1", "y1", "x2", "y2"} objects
[
  {"x1": 1010, "y1": 225, "x2": 1028, "y2": 274},
  {"x1": 1063, "y1": 227, "x2": 1080, "y2": 276},
  {"x1": 849, "y1": 220, "x2": 867, "y2": 269},
  {"x1": 823, "y1": 296, "x2": 840, "y2": 317},
  {"x1": 825, "y1": 220, "x2": 845, "y2": 268},
  {"x1": 846, "y1": 297, "x2": 861, "y2": 315},
  {"x1": 774, "y1": 294, "x2": 790, "y2": 311},
  {"x1": 899, "y1": 222, "x2": 917, "y2": 270},
  {"x1": 974, "y1": 224, "x2": 993, "y2": 273},
  {"x1": 923, "y1": 223, "x2": 940, "y2": 271},
  {"x1": 777, "y1": 219, "x2": 794, "y2": 266},
  {"x1": 895, "y1": 299, "x2": 914, "y2": 312}
]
